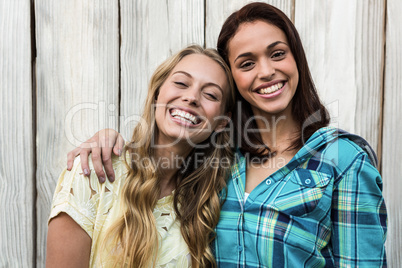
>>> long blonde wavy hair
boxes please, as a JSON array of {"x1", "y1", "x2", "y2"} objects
[{"x1": 104, "y1": 45, "x2": 236, "y2": 267}]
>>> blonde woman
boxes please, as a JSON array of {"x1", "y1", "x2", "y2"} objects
[{"x1": 46, "y1": 45, "x2": 235, "y2": 267}]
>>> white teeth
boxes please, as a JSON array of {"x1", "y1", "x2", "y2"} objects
[
  {"x1": 258, "y1": 82, "x2": 284, "y2": 94},
  {"x1": 170, "y1": 109, "x2": 198, "y2": 125}
]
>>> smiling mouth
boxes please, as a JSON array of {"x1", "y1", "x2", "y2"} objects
[
  {"x1": 257, "y1": 82, "x2": 284, "y2": 95},
  {"x1": 170, "y1": 108, "x2": 201, "y2": 125}
]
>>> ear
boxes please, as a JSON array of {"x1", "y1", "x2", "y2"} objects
[{"x1": 214, "y1": 112, "x2": 232, "y2": 132}]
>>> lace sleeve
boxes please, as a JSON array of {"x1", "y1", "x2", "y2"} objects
[{"x1": 48, "y1": 158, "x2": 103, "y2": 239}]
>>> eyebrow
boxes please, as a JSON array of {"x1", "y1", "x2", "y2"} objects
[
  {"x1": 172, "y1": 71, "x2": 224, "y2": 94},
  {"x1": 173, "y1": 70, "x2": 192, "y2": 78},
  {"x1": 233, "y1": 41, "x2": 288, "y2": 63}
]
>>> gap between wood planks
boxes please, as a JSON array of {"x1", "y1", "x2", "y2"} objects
[
  {"x1": 30, "y1": 0, "x2": 38, "y2": 267},
  {"x1": 378, "y1": 0, "x2": 388, "y2": 173}
]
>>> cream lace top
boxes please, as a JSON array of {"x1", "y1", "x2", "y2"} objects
[{"x1": 49, "y1": 155, "x2": 191, "y2": 267}]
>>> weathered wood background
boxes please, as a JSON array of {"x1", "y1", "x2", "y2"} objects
[{"x1": 0, "y1": 0, "x2": 400, "y2": 267}]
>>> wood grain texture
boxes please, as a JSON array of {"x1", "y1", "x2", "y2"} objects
[
  {"x1": 295, "y1": 0, "x2": 384, "y2": 151},
  {"x1": 205, "y1": 0, "x2": 293, "y2": 48},
  {"x1": 0, "y1": 1, "x2": 34, "y2": 267},
  {"x1": 382, "y1": 0, "x2": 402, "y2": 266},
  {"x1": 119, "y1": 0, "x2": 204, "y2": 140},
  {"x1": 34, "y1": 0, "x2": 119, "y2": 266},
  {"x1": 0, "y1": 0, "x2": 400, "y2": 266}
]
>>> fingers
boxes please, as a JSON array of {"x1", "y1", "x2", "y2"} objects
[
  {"x1": 67, "y1": 148, "x2": 80, "y2": 171},
  {"x1": 101, "y1": 145, "x2": 115, "y2": 182},
  {"x1": 79, "y1": 149, "x2": 91, "y2": 177},
  {"x1": 113, "y1": 134, "x2": 125, "y2": 156},
  {"x1": 76, "y1": 140, "x2": 98, "y2": 177},
  {"x1": 97, "y1": 130, "x2": 117, "y2": 182},
  {"x1": 67, "y1": 136, "x2": 98, "y2": 173},
  {"x1": 91, "y1": 146, "x2": 107, "y2": 183},
  {"x1": 66, "y1": 128, "x2": 122, "y2": 184}
]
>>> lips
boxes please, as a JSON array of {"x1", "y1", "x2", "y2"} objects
[{"x1": 169, "y1": 108, "x2": 201, "y2": 125}]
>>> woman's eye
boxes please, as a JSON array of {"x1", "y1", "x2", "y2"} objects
[
  {"x1": 272, "y1": 51, "x2": 286, "y2": 59},
  {"x1": 205, "y1": 92, "x2": 218, "y2": 101},
  {"x1": 174, "y1": 81, "x2": 187, "y2": 87},
  {"x1": 240, "y1": 61, "x2": 254, "y2": 69}
]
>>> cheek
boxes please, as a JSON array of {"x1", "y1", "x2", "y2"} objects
[
  {"x1": 154, "y1": 98, "x2": 170, "y2": 116},
  {"x1": 294, "y1": 71, "x2": 299, "y2": 86},
  {"x1": 157, "y1": 84, "x2": 177, "y2": 102},
  {"x1": 289, "y1": 67, "x2": 299, "y2": 88},
  {"x1": 154, "y1": 106, "x2": 164, "y2": 122},
  {"x1": 204, "y1": 102, "x2": 224, "y2": 121},
  {"x1": 286, "y1": 58, "x2": 299, "y2": 81},
  {"x1": 233, "y1": 72, "x2": 250, "y2": 93}
]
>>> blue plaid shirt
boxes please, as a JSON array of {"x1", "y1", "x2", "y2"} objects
[{"x1": 214, "y1": 127, "x2": 387, "y2": 267}]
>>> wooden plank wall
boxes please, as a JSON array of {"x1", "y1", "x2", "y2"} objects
[
  {"x1": 34, "y1": 0, "x2": 120, "y2": 265},
  {"x1": 383, "y1": 0, "x2": 402, "y2": 267},
  {"x1": 295, "y1": 0, "x2": 384, "y2": 153},
  {"x1": 119, "y1": 0, "x2": 204, "y2": 139},
  {"x1": 0, "y1": 0, "x2": 34, "y2": 267},
  {"x1": 0, "y1": 0, "x2": 400, "y2": 267}
]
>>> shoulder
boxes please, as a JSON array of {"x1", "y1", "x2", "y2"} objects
[
  {"x1": 326, "y1": 130, "x2": 376, "y2": 167},
  {"x1": 305, "y1": 127, "x2": 379, "y2": 176},
  {"x1": 49, "y1": 153, "x2": 129, "y2": 235},
  {"x1": 52, "y1": 153, "x2": 129, "y2": 209},
  {"x1": 315, "y1": 132, "x2": 381, "y2": 189},
  {"x1": 69, "y1": 152, "x2": 129, "y2": 184}
]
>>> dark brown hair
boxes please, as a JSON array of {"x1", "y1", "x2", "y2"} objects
[{"x1": 217, "y1": 2, "x2": 329, "y2": 157}]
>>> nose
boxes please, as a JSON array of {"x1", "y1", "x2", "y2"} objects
[
  {"x1": 181, "y1": 87, "x2": 200, "y2": 106},
  {"x1": 257, "y1": 59, "x2": 275, "y2": 80}
]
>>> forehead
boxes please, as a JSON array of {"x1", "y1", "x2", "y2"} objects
[
  {"x1": 228, "y1": 20, "x2": 288, "y2": 57},
  {"x1": 172, "y1": 54, "x2": 229, "y2": 88}
]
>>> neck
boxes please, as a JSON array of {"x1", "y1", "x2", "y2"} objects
[
  {"x1": 154, "y1": 138, "x2": 193, "y2": 198},
  {"x1": 253, "y1": 108, "x2": 299, "y2": 154}
]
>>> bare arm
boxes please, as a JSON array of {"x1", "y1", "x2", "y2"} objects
[
  {"x1": 67, "y1": 128, "x2": 125, "y2": 183},
  {"x1": 46, "y1": 213, "x2": 91, "y2": 268}
]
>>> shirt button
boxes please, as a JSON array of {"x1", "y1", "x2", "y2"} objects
[
  {"x1": 266, "y1": 179, "x2": 272, "y2": 185},
  {"x1": 305, "y1": 178, "x2": 311, "y2": 184},
  {"x1": 238, "y1": 246, "x2": 243, "y2": 251}
]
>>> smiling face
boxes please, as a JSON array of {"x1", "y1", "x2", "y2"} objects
[
  {"x1": 228, "y1": 20, "x2": 299, "y2": 118},
  {"x1": 154, "y1": 53, "x2": 230, "y2": 146}
]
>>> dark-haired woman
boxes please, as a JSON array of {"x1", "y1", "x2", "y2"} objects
[
  {"x1": 68, "y1": 3, "x2": 387, "y2": 267},
  {"x1": 213, "y1": 3, "x2": 386, "y2": 267}
]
